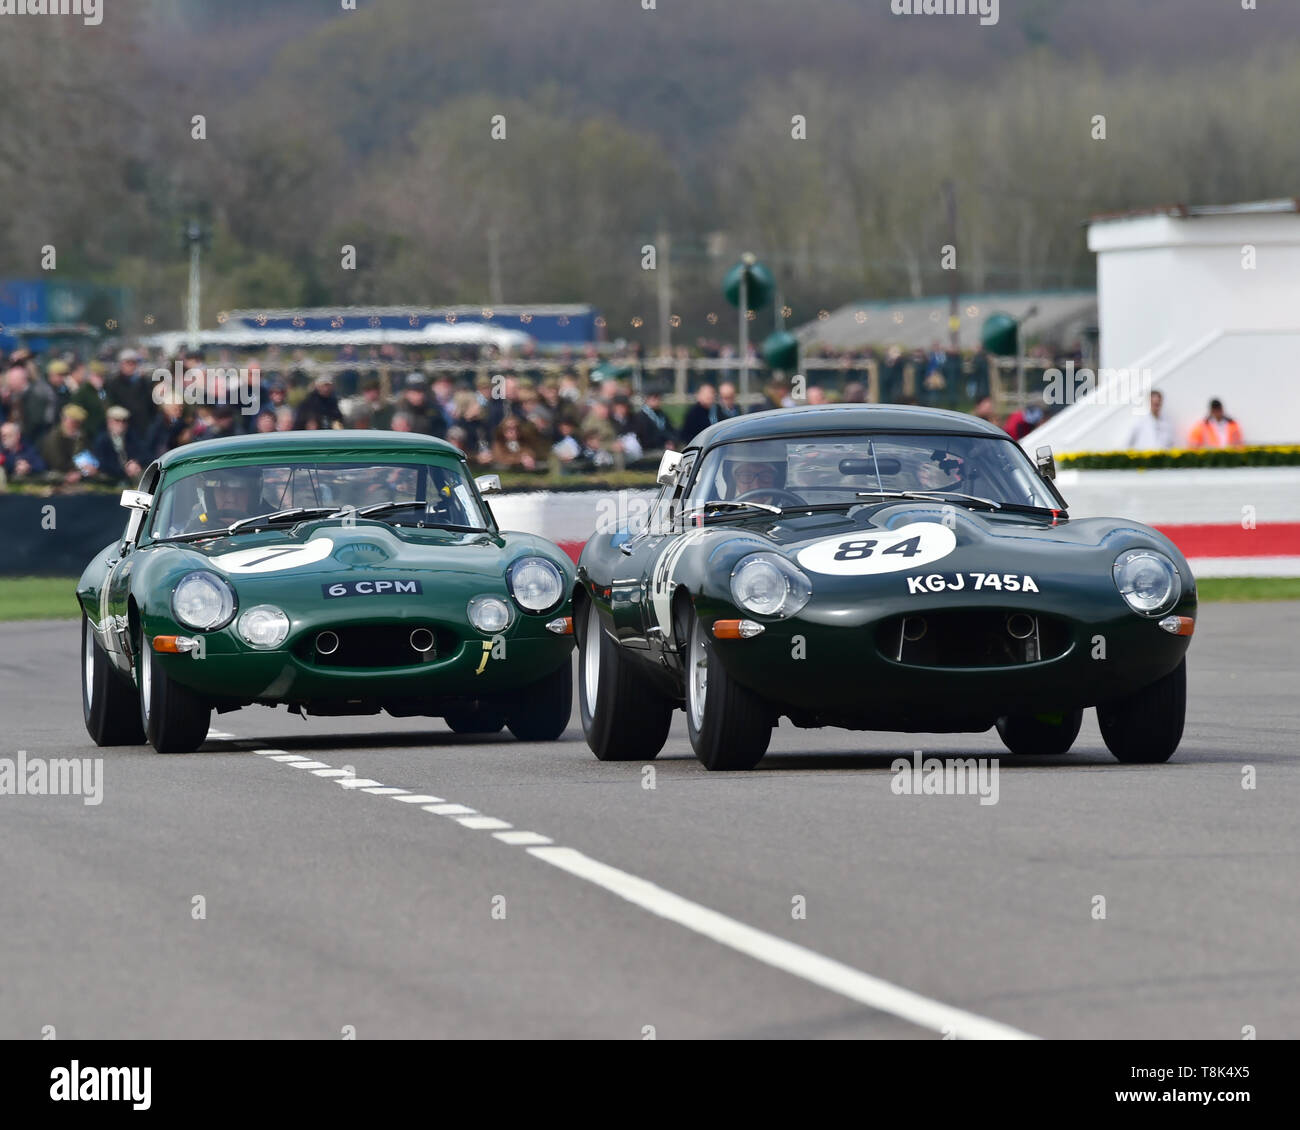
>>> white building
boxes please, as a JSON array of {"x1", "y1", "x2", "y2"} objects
[{"x1": 1027, "y1": 199, "x2": 1300, "y2": 453}]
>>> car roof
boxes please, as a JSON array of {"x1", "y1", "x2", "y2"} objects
[
  {"x1": 688, "y1": 404, "x2": 1007, "y2": 451},
  {"x1": 156, "y1": 429, "x2": 462, "y2": 471}
]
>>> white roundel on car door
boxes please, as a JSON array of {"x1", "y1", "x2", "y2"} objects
[
  {"x1": 795, "y1": 522, "x2": 956, "y2": 576},
  {"x1": 210, "y1": 538, "x2": 335, "y2": 575}
]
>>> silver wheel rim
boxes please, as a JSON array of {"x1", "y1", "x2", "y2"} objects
[
  {"x1": 583, "y1": 601, "x2": 601, "y2": 709},
  {"x1": 688, "y1": 620, "x2": 708, "y2": 731},
  {"x1": 83, "y1": 620, "x2": 95, "y2": 709},
  {"x1": 140, "y1": 644, "x2": 152, "y2": 727}
]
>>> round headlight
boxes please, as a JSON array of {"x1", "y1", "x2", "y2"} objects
[
  {"x1": 1113, "y1": 549, "x2": 1181, "y2": 615},
  {"x1": 468, "y1": 595, "x2": 512, "y2": 634},
  {"x1": 171, "y1": 571, "x2": 236, "y2": 631},
  {"x1": 238, "y1": 605, "x2": 289, "y2": 649},
  {"x1": 730, "y1": 553, "x2": 812, "y2": 618},
  {"x1": 508, "y1": 556, "x2": 565, "y2": 612}
]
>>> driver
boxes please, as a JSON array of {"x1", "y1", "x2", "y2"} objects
[
  {"x1": 916, "y1": 449, "x2": 966, "y2": 492},
  {"x1": 720, "y1": 443, "x2": 791, "y2": 507},
  {"x1": 184, "y1": 467, "x2": 262, "y2": 531}
]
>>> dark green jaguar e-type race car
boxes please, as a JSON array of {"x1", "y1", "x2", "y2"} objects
[
  {"x1": 576, "y1": 405, "x2": 1195, "y2": 771},
  {"x1": 78, "y1": 431, "x2": 575, "y2": 753}
]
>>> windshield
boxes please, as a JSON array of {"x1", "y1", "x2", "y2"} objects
[
  {"x1": 687, "y1": 433, "x2": 1061, "y2": 512},
  {"x1": 149, "y1": 459, "x2": 489, "y2": 538}
]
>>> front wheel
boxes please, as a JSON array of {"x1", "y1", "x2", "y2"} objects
[
  {"x1": 995, "y1": 709, "x2": 1082, "y2": 756},
  {"x1": 1097, "y1": 658, "x2": 1186, "y2": 764},
  {"x1": 506, "y1": 660, "x2": 572, "y2": 742},
  {"x1": 685, "y1": 613, "x2": 771, "y2": 771},
  {"x1": 82, "y1": 614, "x2": 145, "y2": 746},
  {"x1": 578, "y1": 598, "x2": 672, "y2": 760},
  {"x1": 139, "y1": 641, "x2": 211, "y2": 754}
]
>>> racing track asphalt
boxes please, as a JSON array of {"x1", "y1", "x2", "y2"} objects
[{"x1": 1, "y1": 604, "x2": 1297, "y2": 1040}]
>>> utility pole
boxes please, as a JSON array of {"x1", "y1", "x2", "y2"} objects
[
  {"x1": 943, "y1": 179, "x2": 960, "y2": 354},
  {"x1": 182, "y1": 220, "x2": 207, "y2": 352},
  {"x1": 487, "y1": 228, "x2": 503, "y2": 306},
  {"x1": 656, "y1": 227, "x2": 672, "y2": 358}
]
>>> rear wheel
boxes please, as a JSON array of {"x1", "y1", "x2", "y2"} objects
[
  {"x1": 995, "y1": 709, "x2": 1082, "y2": 756},
  {"x1": 82, "y1": 614, "x2": 145, "y2": 746},
  {"x1": 685, "y1": 613, "x2": 771, "y2": 771},
  {"x1": 1097, "y1": 659, "x2": 1186, "y2": 764},
  {"x1": 443, "y1": 707, "x2": 506, "y2": 734},
  {"x1": 139, "y1": 641, "x2": 211, "y2": 754},
  {"x1": 507, "y1": 660, "x2": 572, "y2": 742},
  {"x1": 578, "y1": 598, "x2": 672, "y2": 761}
]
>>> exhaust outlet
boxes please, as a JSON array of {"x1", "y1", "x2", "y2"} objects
[
  {"x1": 409, "y1": 627, "x2": 435, "y2": 654},
  {"x1": 901, "y1": 616, "x2": 927, "y2": 642},
  {"x1": 1006, "y1": 613, "x2": 1035, "y2": 640},
  {"x1": 315, "y1": 630, "x2": 340, "y2": 655}
]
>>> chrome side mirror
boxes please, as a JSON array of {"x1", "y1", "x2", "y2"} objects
[
  {"x1": 1035, "y1": 445, "x2": 1056, "y2": 481},
  {"x1": 120, "y1": 489, "x2": 153, "y2": 511},
  {"x1": 656, "y1": 450, "x2": 683, "y2": 486},
  {"x1": 475, "y1": 474, "x2": 502, "y2": 496}
]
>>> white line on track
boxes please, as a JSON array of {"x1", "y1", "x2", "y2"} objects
[{"x1": 232, "y1": 735, "x2": 1036, "y2": 1039}]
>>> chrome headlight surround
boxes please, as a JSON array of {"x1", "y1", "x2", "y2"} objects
[
  {"x1": 1113, "y1": 549, "x2": 1181, "y2": 616},
  {"x1": 507, "y1": 555, "x2": 565, "y2": 614},
  {"x1": 171, "y1": 571, "x2": 237, "y2": 631},
  {"x1": 237, "y1": 604, "x2": 290, "y2": 649},
  {"x1": 468, "y1": 594, "x2": 513, "y2": 634},
  {"x1": 730, "y1": 552, "x2": 812, "y2": 619}
]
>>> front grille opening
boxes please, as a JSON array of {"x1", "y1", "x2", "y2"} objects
[
  {"x1": 294, "y1": 623, "x2": 457, "y2": 668},
  {"x1": 877, "y1": 610, "x2": 1069, "y2": 668}
]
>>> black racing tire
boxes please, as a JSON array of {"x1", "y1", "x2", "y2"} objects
[
  {"x1": 443, "y1": 708, "x2": 507, "y2": 735},
  {"x1": 684, "y1": 612, "x2": 771, "y2": 771},
  {"x1": 995, "y1": 709, "x2": 1083, "y2": 756},
  {"x1": 1097, "y1": 658, "x2": 1186, "y2": 764},
  {"x1": 577, "y1": 598, "x2": 672, "y2": 761},
  {"x1": 506, "y1": 660, "x2": 572, "y2": 742},
  {"x1": 138, "y1": 640, "x2": 211, "y2": 754},
  {"x1": 81, "y1": 614, "x2": 146, "y2": 746}
]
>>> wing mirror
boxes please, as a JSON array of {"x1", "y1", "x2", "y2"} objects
[
  {"x1": 120, "y1": 489, "x2": 153, "y2": 511},
  {"x1": 1035, "y1": 445, "x2": 1056, "y2": 481},
  {"x1": 475, "y1": 474, "x2": 502, "y2": 496},
  {"x1": 656, "y1": 450, "x2": 683, "y2": 486}
]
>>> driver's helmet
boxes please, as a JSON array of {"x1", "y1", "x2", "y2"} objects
[
  {"x1": 916, "y1": 448, "x2": 966, "y2": 490},
  {"x1": 196, "y1": 466, "x2": 262, "y2": 523},
  {"x1": 720, "y1": 441, "x2": 788, "y2": 499}
]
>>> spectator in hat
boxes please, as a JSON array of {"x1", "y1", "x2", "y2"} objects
[
  {"x1": 3, "y1": 363, "x2": 58, "y2": 441},
  {"x1": 294, "y1": 373, "x2": 344, "y2": 430},
  {"x1": 377, "y1": 372, "x2": 442, "y2": 436},
  {"x1": 632, "y1": 388, "x2": 674, "y2": 453},
  {"x1": 91, "y1": 406, "x2": 147, "y2": 484},
  {"x1": 40, "y1": 404, "x2": 92, "y2": 482},
  {"x1": 0, "y1": 420, "x2": 46, "y2": 479},
  {"x1": 45, "y1": 360, "x2": 75, "y2": 411},
  {"x1": 1125, "y1": 389, "x2": 1175, "y2": 450},
  {"x1": 1004, "y1": 398, "x2": 1046, "y2": 440},
  {"x1": 1187, "y1": 398, "x2": 1244, "y2": 449},
  {"x1": 106, "y1": 348, "x2": 155, "y2": 428},
  {"x1": 72, "y1": 360, "x2": 111, "y2": 435},
  {"x1": 342, "y1": 376, "x2": 386, "y2": 428}
]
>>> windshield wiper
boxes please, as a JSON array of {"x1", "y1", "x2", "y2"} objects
[
  {"x1": 228, "y1": 507, "x2": 339, "y2": 533},
  {"x1": 348, "y1": 499, "x2": 484, "y2": 531},
  {"x1": 688, "y1": 499, "x2": 783, "y2": 519},
  {"x1": 855, "y1": 490, "x2": 1001, "y2": 511}
]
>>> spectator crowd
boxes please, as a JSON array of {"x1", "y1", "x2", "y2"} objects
[{"x1": 0, "y1": 339, "x2": 1247, "y2": 489}]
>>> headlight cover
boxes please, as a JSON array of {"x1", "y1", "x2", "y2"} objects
[
  {"x1": 508, "y1": 556, "x2": 565, "y2": 613},
  {"x1": 1113, "y1": 549, "x2": 1181, "y2": 615},
  {"x1": 237, "y1": 605, "x2": 290, "y2": 649},
  {"x1": 468, "y1": 594, "x2": 512, "y2": 634},
  {"x1": 171, "y1": 571, "x2": 236, "y2": 631},
  {"x1": 730, "y1": 553, "x2": 812, "y2": 618}
]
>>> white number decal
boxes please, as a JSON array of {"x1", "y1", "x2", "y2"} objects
[{"x1": 796, "y1": 522, "x2": 956, "y2": 576}]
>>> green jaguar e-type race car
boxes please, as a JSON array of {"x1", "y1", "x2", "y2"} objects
[
  {"x1": 576, "y1": 405, "x2": 1196, "y2": 771},
  {"x1": 78, "y1": 431, "x2": 575, "y2": 753}
]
